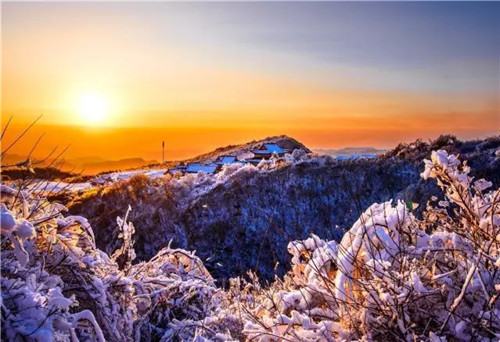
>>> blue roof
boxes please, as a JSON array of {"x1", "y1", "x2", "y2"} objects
[
  {"x1": 264, "y1": 143, "x2": 287, "y2": 153},
  {"x1": 252, "y1": 150, "x2": 272, "y2": 155},
  {"x1": 216, "y1": 156, "x2": 237, "y2": 164},
  {"x1": 185, "y1": 163, "x2": 218, "y2": 174},
  {"x1": 168, "y1": 166, "x2": 186, "y2": 174},
  {"x1": 251, "y1": 143, "x2": 288, "y2": 156}
]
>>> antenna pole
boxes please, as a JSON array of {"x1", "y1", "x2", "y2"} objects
[{"x1": 162, "y1": 141, "x2": 165, "y2": 164}]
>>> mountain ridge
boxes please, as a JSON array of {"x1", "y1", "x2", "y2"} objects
[
  {"x1": 313, "y1": 146, "x2": 388, "y2": 156},
  {"x1": 68, "y1": 134, "x2": 500, "y2": 283}
]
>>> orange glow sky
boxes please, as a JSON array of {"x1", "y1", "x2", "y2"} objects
[{"x1": 2, "y1": 2, "x2": 499, "y2": 162}]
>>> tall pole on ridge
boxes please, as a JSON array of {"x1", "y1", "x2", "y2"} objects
[{"x1": 162, "y1": 141, "x2": 165, "y2": 164}]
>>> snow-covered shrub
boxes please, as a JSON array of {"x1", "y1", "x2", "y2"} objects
[
  {"x1": 0, "y1": 183, "x2": 230, "y2": 341},
  {"x1": 3, "y1": 149, "x2": 499, "y2": 341},
  {"x1": 233, "y1": 150, "x2": 500, "y2": 341}
]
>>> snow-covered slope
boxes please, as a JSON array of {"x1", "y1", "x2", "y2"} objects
[
  {"x1": 69, "y1": 135, "x2": 500, "y2": 284},
  {"x1": 2, "y1": 148, "x2": 499, "y2": 341}
]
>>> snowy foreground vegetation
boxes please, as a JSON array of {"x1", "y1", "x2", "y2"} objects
[{"x1": 2, "y1": 150, "x2": 500, "y2": 341}]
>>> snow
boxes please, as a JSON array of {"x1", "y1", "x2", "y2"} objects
[
  {"x1": 1, "y1": 204, "x2": 17, "y2": 233},
  {"x1": 1, "y1": 184, "x2": 17, "y2": 195},
  {"x1": 15, "y1": 220, "x2": 35, "y2": 239},
  {"x1": 12, "y1": 168, "x2": 170, "y2": 195},
  {"x1": 5, "y1": 143, "x2": 297, "y2": 197},
  {"x1": 96, "y1": 168, "x2": 168, "y2": 182},
  {"x1": 239, "y1": 149, "x2": 500, "y2": 341},
  {"x1": 336, "y1": 153, "x2": 377, "y2": 160},
  {"x1": 246, "y1": 158, "x2": 266, "y2": 164},
  {"x1": 24, "y1": 144, "x2": 295, "y2": 193},
  {"x1": 27, "y1": 180, "x2": 92, "y2": 193},
  {"x1": 1, "y1": 149, "x2": 499, "y2": 341},
  {"x1": 475, "y1": 179, "x2": 493, "y2": 191}
]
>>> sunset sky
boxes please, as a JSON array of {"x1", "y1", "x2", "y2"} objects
[{"x1": 2, "y1": 2, "x2": 499, "y2": 162}]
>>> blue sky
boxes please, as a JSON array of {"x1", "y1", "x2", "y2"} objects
[{"x1": 138, "y1": 1, "x2": 500, "y2": 92}]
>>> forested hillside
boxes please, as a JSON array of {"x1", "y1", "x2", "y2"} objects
[
  {"x1": 68, "y1": 135, "x2": 500, "y2": 283},
  {"x1": 3, "y1": 147, "x2": 499, "y2": 341}
]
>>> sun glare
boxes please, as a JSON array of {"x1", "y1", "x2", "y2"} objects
[{"x1": 78, "y1": 93, "x2": 109, "y2": 124}]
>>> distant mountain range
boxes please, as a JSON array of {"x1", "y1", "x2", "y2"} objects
[
  {"x1": 313, "y1": 147, "x2": 388, "y2": 157},
  {"x1": 2, "y1": 153, "x2": 157, "y2": 175}
]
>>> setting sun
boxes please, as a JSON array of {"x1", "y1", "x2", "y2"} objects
[{"x1": 78, "y1": 93, "x2": 109, "y2": 124}]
